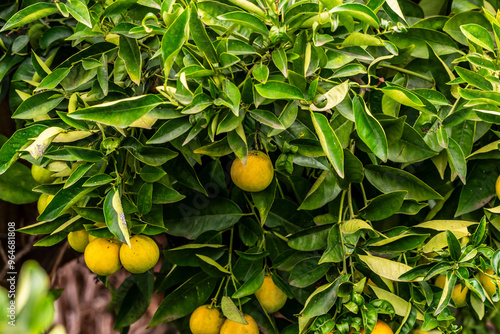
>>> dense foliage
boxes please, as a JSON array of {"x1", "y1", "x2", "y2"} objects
[{"x1": 2, "y1": 0, "x2": 500, "y2": 333}]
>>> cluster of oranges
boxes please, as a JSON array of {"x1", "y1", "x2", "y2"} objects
[
  {"x1": 32, "y1": 164, "x2": 160, "y2": 276},
  {"x1": 189, "y1": 276, "x2": 286, "y2": 334},
  {"x1": 68, "y1": 230, "x2": 160, "y2": 276}
]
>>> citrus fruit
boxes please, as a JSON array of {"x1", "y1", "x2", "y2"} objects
[
  {"x1": 31, "y1": 164, "x2": 55, "y2": 184},
  {"x1": 435, "y1": 275, "x2": 468, "y2": 307},
  {"x1": 360, "y1": 320, "x2": 393, "y2": 334},
  {"x1": 37, "y1": 193, "x2": 54, "y2": 215},
  {"x1": 189, "y1": 305, "x2": 225, "y2": 334},
  {"x1": 230, "y1": 150, "x2": 274, "y2": 192},
  {"x1": 496, "y1": 175, "x2": 500, "y2": 199},
  {"x1": 84, "y1": 238, "x2": 121, "y2": 276},
  {"x1": 313, "y1": 93, "x2": 328, "y2": 108},
  {"x1": 68, "y1": 230, "x2": 90, "y2": 252},
  {"x1": 255, "y1": 275, "x2": 287, "y2": 313},
  {"x1": 478, "y1": 269, "x2": 499, "y2": 297},
  {"x1": 220, "y1": 314, "x2": 259, "y2": 334},
  {"x1": 119, "y1": 235, "x2": 159, "y2": 274}
]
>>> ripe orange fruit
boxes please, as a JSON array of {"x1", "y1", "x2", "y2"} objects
[
  {"x1": 68, "y1": 230, "x2": 89, "y2": 252},
  {"x1": 189, "y1": 305, "x2": 225, "y2": 334},
  {"x1": 435, "y1": 275, "x2": 468, "y2": 307},
  {"x1": 255, "y1": 276, "x2": 287, "y2": 313},
  {"x1": 37, "y1": 193, "x2": 54, "y2": 215},
  {"x1": 220, "y1": 314, "x2": 259, "y2": 334},
  {"x1": 478, "y1": 269, "x2": 499, "y2": 297},
  {"x1": 496, "y1": 175, "x2": 500, "y2": 199},
  {"x1": 359, "y1": 320, "x2": 393, "y2": 334},
  {"x1": 230, "y1": 150, "x2": 274, "y2": 192},
  {"x1": 119, "y1": 235, "x2": 159, "y2": 274},
  {"x1": 84, "y1": 238, "x2": 121, "y2": 276}
]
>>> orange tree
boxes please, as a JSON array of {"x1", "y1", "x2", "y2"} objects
[{"x1": 1, "y1": 0, "x2": 500, "y2": 333}]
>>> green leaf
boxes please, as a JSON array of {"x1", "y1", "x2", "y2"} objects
[
  {"x1": 329, "y1": 4, "x2": 380, "y2": 28},
  {"x1": 272, "y1": 48, "x2": 287, "y2": 77},
  {"x1": 122, "y1": 137, "x2": 177, "y2": 166},
  {"x1": 189, "y1": 5, "x2": 218, "y2": 64},
  {"x1": 454, "y1": 67, "x2": 493, "y2": 91},
  {"x1": 0, "y1": 3, "x2": 59, "y2": 32},
  {"x1": 161, "y1": 7, "x2": 190, "y2": 76},
  {"x1": 119, "y1": 35, "x2": 142, "y2": 85},
  {"x1": 0, "y1": 162, "x2": 39, "y2": 204},
  {"x1": 0, "y1": 125, "x2": 47, "y2": 174},
  {"x1": 232, "y1": 268, "x2": 265, "y2": 298},
  {"x1": 288, "y1": 225, "x2": 330, "y2": 251},
  {"x1": 69, "y1": 95, "x2": 163, "y2": 128},
  {"x1": 12, "y1": 92, "x2": 64, "y2": 119},
  {"x1": 455, "y1": 160, "x2": 498, "y2": 217},
  {"x1": 369, "y1": 234, "x2": 429, "y2": 253},
  {"x1": 365, "y1": 165, "x2": 443, "y2": 201},
  {"x1": 249, "y1": 109, "x2": 285, "y2": 130},
  {"x1": 255, "y1": 81, "x2": 305, "y2": 100},
  {"x1": 458, "y1": 88, "x2": 500, "y2": 106},
  {"x1": 446, "y1": 230, "x2": 461, "y2": 261},
  {"x1": 218, "y1": 11, "x2": 269, "y2": 36},
  {"x1": 64, "y1": 163, "x2": 93, "y2": 189},
  {"x1": 299, "y1": 171, "x2": 342, "y2": 211},
  {"x1": 353, "y1": 96, "x2": 388, "y2": 162},
  {"x1": 385, "y1": 28, "x2": 458, "y2": 58},
  {"x1": 251, "y1": 178, "x2": 276, "y2": 224},
  {"x1": 381, "y1": 86, "x2": 425, "y2": 109},
  {"x1": 359, "y1": 191, "x2": 407, "y2": 221},
  {"x1": 371, "y1": 286, "x2": 424, "y2": 321},
  {"x1": 311, "y1": 112, "x2": 344, "y2": 177},
  {"x1": 163, "y1": 196, "x2": 243, "y2": 239},
  {"x1": 447, "y1": 137, "x2": 467, "y2": 184},
  {"x1": 300, "y1": 275, "x2": 348, "y2": 318},
  {"x1": 388, "y1": 123, "x2": 437, "y2": 164},
  {"x1": 443, "y1": 11, "x2": 491, "y2": 45},
  {"x1": 460, "y1": 24, "x2": 495, "y2": 51},
  {"x1": 137, "y1": 182, "x2": 153, "y2": 215},
  {"x1": 140, "y1": 165, "x2": 166, "y2": 183},
  {"x1": 147, "y1": 118, "x2": 192, "y2": 144},
  {"x1": 66, "y1": 147, "x2": 104, "y2": 162},
  {"x1": 150, "y1": 273, "x2": 216, "y2": 326},
  {"x1": 196, "y1": 254, "x2": 231, "y2": 275},
  {"x1": 289, "y1": 257, "x2": 330, "y2": 288},
  {"x1": 35, "y1": 67, "x2": 72, "y2": 92},
  {"x1": 66, "y1": 0, "x2": 92, "y2": 28},
  {"x1": 38, "y1": 179, "x2": 96, "y2": 221},
  {"x1": 359, "y1": 255, "x2": 422, "y2": 282},
  {"x1": 319, "y1": 225, "x2": 344, "y2": 264},
  {"x1": 83, "y1": 174, "x2": 113, "y2": 187},
  {"x1": 104, "y1": 188, "x2": 131, "y2": 247},
  {"x1": 221, "y1": 296, "x2": 247, "y2": 324}
]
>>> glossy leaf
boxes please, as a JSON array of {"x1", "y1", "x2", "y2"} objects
[
  {"x1": 0, "y1": 3, "x2": 59, "y2": 32},
  {"x1": 12, "y1": 92, "x2": 64, "y2": 119},
  {"x1": 69, "y1": 95, "x2": 163, "y2": 128},
  {"x1": 119, "y1": 36, "x2": 141, "y2": 85},
  {"x1": 365, "y1": 165, "x2": 443, "y2": 201},
  {"x1": 353, "y1": 96, "x2": 388, "y2": 162},
  {"x1": 255, "y1": 81, "x2": 305, "y2": 100}
]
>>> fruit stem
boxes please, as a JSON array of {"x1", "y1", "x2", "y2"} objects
[
  {"x1": 348, "y1": 184, "x2": 355, "y2": 219},
  {"x1": 359, "y1": 183, "x2": 368, "y2": 207},
  {"x1": 338, "y1": 190, "x2": 346, "y2": 224},
  {"x1": 211, "y1": 277, "x2": 226, "y2": 308},
  {"x1": 378, "y1": 63, "x2": 434, "y2": 83},
  {"x1": 338, "y1": 190, "x2": 348, "y2": 273}
]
